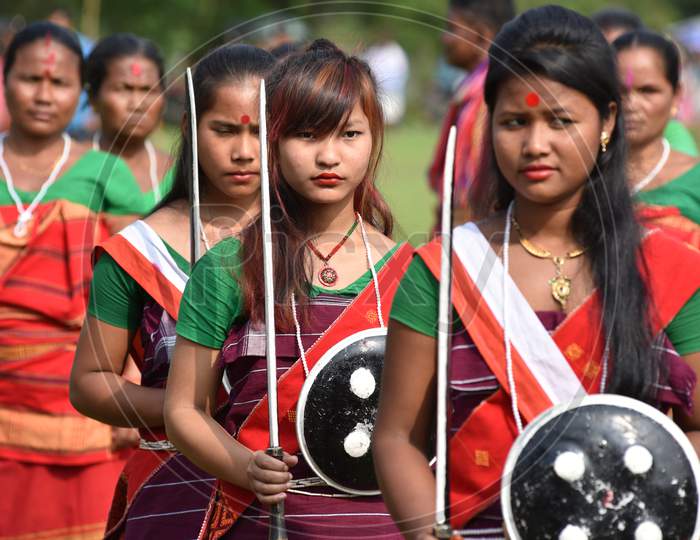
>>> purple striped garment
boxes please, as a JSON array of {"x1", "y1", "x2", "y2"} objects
[
  {"x1": 217, "y1": 293, "x2": 401, "y2": 539},
  {"x1": 106, "y1": 299, "x2": 216, "y2": 540},
  {"x1": 447, "y1": 310, "x2": 695, "y2": 538}
]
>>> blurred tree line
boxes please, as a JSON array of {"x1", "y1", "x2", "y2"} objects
[{"x1": 2, "y1": 0, "x2": 698, "y2": 122}]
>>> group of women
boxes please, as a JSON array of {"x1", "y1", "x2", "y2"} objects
[
  {"x1": 0, "y1": 21, "x2": 170, "y2": 540},
  {"x1": 1, "y1": 4, "x2": 700, "y2": 540}
]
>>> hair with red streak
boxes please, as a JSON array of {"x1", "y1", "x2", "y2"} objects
[{"x1": 239, "y1": 38, "x2": 393, "y2": 328}]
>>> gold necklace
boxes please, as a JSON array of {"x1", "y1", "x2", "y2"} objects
[{"x1": 511, "y1": 217, "x2": 585, "y2": 309}]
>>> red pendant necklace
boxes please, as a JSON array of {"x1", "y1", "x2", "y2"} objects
[{"x1": 307, "y1": 215, "x2": 359, "y2": 286}]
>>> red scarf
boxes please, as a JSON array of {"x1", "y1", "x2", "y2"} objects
[{"x1": 418, "y1": 228, "x2": 700, "y2": 527}]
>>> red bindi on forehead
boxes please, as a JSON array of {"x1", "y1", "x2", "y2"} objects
[
  {"x1": 624, "y1": 67, "x2": 634, "y2": 90},
  {"x1": 41, "y1": 33, "x2": 57, "y2": 67},
  {"x1": 525, "y1": 92, "x2": 540, "y2": 108},
  {"x1": 240, "y1": 114, "x2": 251, "y2": 125},
  {"x1": 130, "y1": 62, "x2": 142, "y2": 76}
]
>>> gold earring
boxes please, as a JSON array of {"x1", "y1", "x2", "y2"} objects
[
  {"x1": 671, "y1": 106, "x2": 679, "y2": 117},
  {"x1": 600, "y1": 131, "x2": 610, "y2": 153}
]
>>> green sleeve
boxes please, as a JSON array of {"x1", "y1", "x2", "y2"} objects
[
  {"x1": 88, "y1": 253, "x2": 144, "y2": 329},
  {"x1": 664, "y1": 120, "x2": 699, "y2": 158},
  {"x1": 95, "y1": 152, "x2": 144, "y2": 216},
  {"x1": 666, "y1": 289, "x2": 700, "y2": 356},
  {"x1": 176, "y1": 237, "x2": 244, "y2": 349},
  {"x1": 389, "y1": 255, "x2": 440, "y2": 338}
]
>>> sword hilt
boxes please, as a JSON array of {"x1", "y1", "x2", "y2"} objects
[
  {"x1": 266, "y1": 446, "x2": 288, "y2": 540},
  {"x1": 434, "y1": 523, "x2": 456, "y2": 539}
]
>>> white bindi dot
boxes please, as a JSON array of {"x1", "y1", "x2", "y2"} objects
[
  {"x1": 635, "y1": 521, "x2": 663, "y2": 540},
  {"x1": 559, "y1": 524, "x2": 589, "y2": 540},
  {"x1": 343, "y1": 425, "x2": 371, "y2": 458},
  {"x1": 624, "y1": 445, "x2": 654, "y2": 475},
  {"x1": 349, "y1": 367, "x2": 376, "y2": 399},
  {"x1": 554, "y1": 451, "x2": 586, "y2": 483}
]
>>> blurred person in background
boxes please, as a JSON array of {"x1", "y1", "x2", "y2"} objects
[
  {"x1": 87, "y1": 33, "x2": 172, "y2": 214},
  {"x1": 428, "y1": 0, "x2": 515, "y2": 230},
  {"x1": 591, "y1": 6, "x2": 644, "y2": 43},
  {"x1": 671, "y1": 16, "x2": 700, "y2": 128},
  {"x1": 362, "y1": 33, "x2": 410, "y2": 126},
  {"x1": 614, "y1": 29, "x2": 700, "y2": 247},
  {"x1": 0, "y1": 21, "x2": 139, "y2": 540},
  {"x1": 47, "y1": 7, "x2": 98, "y2": 140},
  {"x1": 593, "y1": 7, "x2": 699, "y2": 157}
]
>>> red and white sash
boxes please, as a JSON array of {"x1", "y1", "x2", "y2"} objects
[
  {"x1": 97, "y1": 220, "x2": 187, "y2": 320},
  {"x1": 201, "y1": 243, "x2": 414, "y2": 538},
  {"x1": 452, "y1": 223, "x2": 586, "y2": 415},
  {"x1": 96, "y1": 221, "x2": 191, "y2": 537},
  {"x1": 418, "y1": 222, "x2": 700, "y2": 527}
]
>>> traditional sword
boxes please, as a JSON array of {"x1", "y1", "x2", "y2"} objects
[
  {"x1": 434, "y1": 125, "x2": 458, "y2": 539},
  {"x1": 185, "y1": 67, "x2": 203, "y2": 265},
  {"x1": 259, "y1": 78, "x2": 288, "y2": 540}
]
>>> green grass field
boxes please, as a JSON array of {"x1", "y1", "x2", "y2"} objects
[{"x1": 377, "y1": 121, "x2": 439, "y2": 244}]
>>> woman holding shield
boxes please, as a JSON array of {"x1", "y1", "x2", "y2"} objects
[
  {"x1": 165, "y1": 39, "x2": 409, "y2": 538},
  {"x1": 374, "y1": 6, "x2": 700, "y2": 539}
]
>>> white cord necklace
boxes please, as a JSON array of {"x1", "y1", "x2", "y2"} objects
[
  {"x1": 198, "y1": 215, "x2": 211, "y2": 252},
  {"x1": 631, "y1": 138, "x2": 670, "y2": 194},
  {"x1": 503, "y1": 202, "x2": 609, "y2": 433},
  {"x1": 0, "y1": 133, "x2": 71, "y2": 237},
  {"x1": 503, "y1": 203, "x2": 524, "y2": 434},
  {"x1": 292, "y1": 212, "x2": 384, "y2": 377},
  {"x1": 93, "y1": 134, "x2": 208, "y2": 252},
  {"x1": 92, "y1": 132, "x2": 161, "y2": 201}
]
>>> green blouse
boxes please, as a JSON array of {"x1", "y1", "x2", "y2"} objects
[
  {"x1": 130, "y1": 167, "x2": 176, "y2": 215},
  {"x1": 0, "y1": 149, "x2": 140, "y2": 216},
  {"x1": 177, "y1": 236, "x2": 399, "y2": 350},
  {"x1": 636, "y1": 161, "x2": 700, "y2": 225},
  {"x1": 664, "y1": 120, "x2": 699, "y2": 158},
  {"x1": 391, "y1": 254, "x2": 700, "y2": 356},
  {"x1": 88, "y1": 238, "x2": 189, "y2": 330}
]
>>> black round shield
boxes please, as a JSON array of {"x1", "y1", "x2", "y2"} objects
[
  {"x1": 297, "y1": 327, "x2": 386, "y2": 495},
  {"x1": 502, "y1": 394, "x2": 700, "y2": 540}
]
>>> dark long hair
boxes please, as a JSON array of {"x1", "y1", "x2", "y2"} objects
[
  {"x1": 613, "y1": 30, "x2": 681, "y2": 91},
  {"x1": 85, "y1": 32, "x2": 166, "y2": 99},
  {"x1": 471, "y1": 5, "x2": 658, "y2": 400},
  {"x1": 3, "y1": 21, "x2": 84, "y2": 84},
  {"x1": 154, "y1": 43, "x2": 275, "y2": 210},
  {"x1": 240, "y1": 39, "x2": 393, "y2": 329}
]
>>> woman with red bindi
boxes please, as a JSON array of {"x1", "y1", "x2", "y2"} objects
[
  {"x1": 165, "y1": 39, "x2": 408, "y2": 539},
  {"x1": 614, "y1": 30, "x2": 700, "y2": 248},
  {"x1": 86, "y1": 33, "x2": 173, "y2": 214},
  {"x1": 0, "y1": 20, "x2": 140, "y2": 540},
  {"x1": 70, "y1": 43, "x2": 275, "y2": 539}
]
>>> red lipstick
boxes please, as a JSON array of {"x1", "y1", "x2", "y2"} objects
[
  {"x1": 521, "y1": 164, "x2": 556, "y2": 181},
  {"x1": 313, "y1": 172, "x2": 343, "y2": 186}
]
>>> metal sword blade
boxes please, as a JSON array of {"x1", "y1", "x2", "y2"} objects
[
  {"x1": 259, "y1": 79, "x2": 280, "y2": 447},
  {"x1": 435, "y1": 125, "x2": 457, "y2": 529},
  {"x1": 185, "y1": 67, "x2": 202, "y2": 264},
  {"x1": 259, "y1": 79, "x2": 289, "y2": 540}
]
